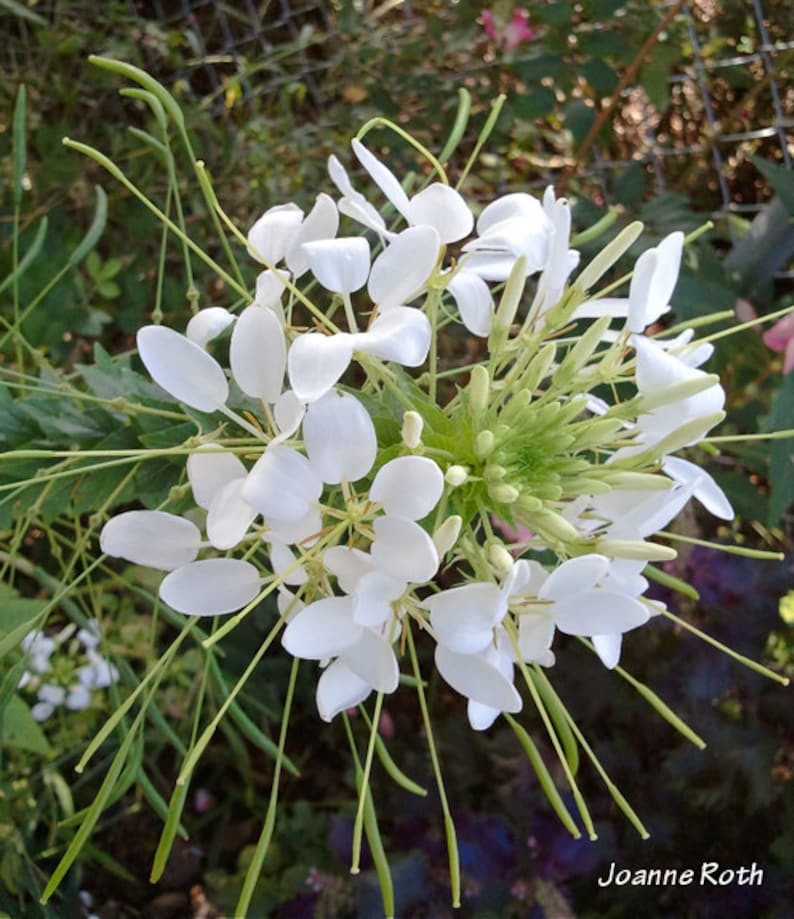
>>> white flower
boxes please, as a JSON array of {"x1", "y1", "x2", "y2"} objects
[
  {"x1": 460, "y1": 192, "x2": 553, "y2": 281},
  {"x1": 631, "y1": 334, "x2": 726, "y2": 451},
  {"x1": 287, "y1": 306, "x2": 431, "y2": 403},
  {"x1": 330, "y1": 138, "x2": 473, "y2": 243},
  {"x1": 137, "y1": 325, "x2": 229, "y2": 413},
  {"x1": 574, "y1": 231, "x2": 683, "y2": 331},
  {"x1": 247, "y1": 194, "x2": 339, "y2": 276}
]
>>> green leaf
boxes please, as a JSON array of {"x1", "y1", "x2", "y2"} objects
[
  {"x1": 613, "y1": 161, "x2": 647, "y2": 206},
  {"x1": 2, "y1": 695, "x2": 52, "y2": 755},
  {"x1": 640, "y1": 44, "x2": 680, "y2": 111},
  {"x1": 751, "y1": 155, "x2": 794, "y2": 215},
  {"x1": 581, "y1": 58, "x2": 619, "y2": 95},
  {"x1": 85, "y1": 250, "x2": 102, "y2": 280},
  {"x1": 0, "y1": 587, "x2": 45, "y2": 660},
  {"x1": 516, "y1": 53, "x2": 567, "y2": 84},
  {"x1": 514, "y1": 88, "x2": 557, "y2": 120},
  {"x1": 534, "y1": 2, "x2": 573, "y2": 26},
  {"x1": 565, "y1": 100, "x2": 596, "y2": 146},
  {"x1": 97, "y1": 280, "x2": 121, "y2": 299},
  {"x1": 12, "y1": 84, "x2": 26, "y2": 207}
]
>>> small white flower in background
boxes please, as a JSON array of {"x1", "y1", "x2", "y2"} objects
[{"x1": 19, "y1": 621, "x2": 118, "y2": 722}]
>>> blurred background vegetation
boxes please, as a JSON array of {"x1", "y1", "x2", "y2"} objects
[{"x1": 1, "y1": 1, "x2": 792, "y2": 916}]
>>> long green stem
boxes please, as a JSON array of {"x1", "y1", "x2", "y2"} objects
[{"x1": 405, "y1": 621, "x2": 460, "y2": 908}]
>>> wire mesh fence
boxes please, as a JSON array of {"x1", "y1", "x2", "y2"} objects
[{"x1": 126, "y1": 1, "x2": 792, "y2": 245}]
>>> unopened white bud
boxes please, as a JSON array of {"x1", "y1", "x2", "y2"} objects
[
  {"x1": 595, "y1": 539, "x2": 678, "y2": 562},
  {"x1": 401, "y1": 410, "x2": 424, "y2": 448},
  {"x1": 488, "y1": 483, "x2": 519, "y2": 504},
  {"x1": 534, "y1": 511, "x2": 579, "y2": 543},
  {"x1": 433, "y1": 515, "x2": 462, "y2": 557},
  {"x1": 575, "y1": 221, "x2": 644, "y2": 292},
  {"x1": 445, "y1": 465, "x2": 468, "y2": 487},
  {"x1": 474, "y1": 430, "x2": 495, "y2": 458},
  {"x1": 488, "y1": 543, "x2": 514, "y2": 575},
  {"x1": 484, "y1": 464, "x2": 507, "y2": 481}
]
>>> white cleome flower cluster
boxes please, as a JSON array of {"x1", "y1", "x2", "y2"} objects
[
  {"x1": 99, "y1": 135, "x2": 733, "y2": 729},
  {"x1": 18, "y1": 622, "x2": 119, "y2": 722}
]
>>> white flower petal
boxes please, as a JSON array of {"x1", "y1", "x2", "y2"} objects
[
  {"x1": 269, "y1": 506, "x2": 324, "y2": 547},
  {"x1": 316, "y1": 658, "x2": 371, "y2": 722},
  {"x1": 302, "y1": 237, "x2": 371, "y2": 294},
  {"x1": 273, "y1": 390, "x2": 306, "y2": 440},
  {"x1": 285, "y1": 193, "x2": 339, "y2": 277},
  {"x1": 266, "y1": 536, "x2": 308, "y2": 587},
  {"x1": 185, "y1": 307, "x2": 234, "y2": 348},
  {"x1": 370, "y1": 515, "x2": 439, "y2": 583},
  {"x1": 467, "y1": 700, "x2": 501, "y2": 731},
  {"x1": 662, "y1": 456, "x2": 734, "y2": 521},
  {"x1": 353, "y1": 570, "x2": 405, "y2": 627},
  {"x1": 447, "y1": 269, "x2": 494, "y2": 336},
  {"x1": 338, "y1": 196, "x2": 390, "y2": 236},
  {"x1": 367, "y1": 226, "x2": 440, "y2": 310},
  {"x1": 187, "y1": 446, "x2": 247, "y2": 510},
  {"x1": 353, "y1": 306, "x2": 431, "y2": 366},
  {"x1": 242, "y1": 445, "x2": 322, "y2": 522},
  {"x1": 38, "y1": 683, "x2": 66, "y2": 705},
  {"x1": 323, "y1": 546, "x2": 376, "y2": 594},
  {"x1": 518, "y1": 613, "x2": 556, "y2": 662},
  {"x1": 459, "y1": 251, "x2": 525, "y2": 282},
  {"x1": 572, "y1": 297, "x2": 630, "y2": 320},
  {"x1": 65, "y1": 685, "x2": 92, "y2": 711},
  {"x1": 304, "y1": 390, "x2": 377, "y2": 484},
  {"x1": 426, "y1": 582, "x2": 504, "y2": 654},
  {"x1": 477, "y1": 192, "x2": 547, "y2": 235},
  {"x1": 287, "y1": 331, "x2": 354, "y2": 403},
  {"x1": 206, "y1": 478, "x2": 257, "y2": 550},
  {"x1": 341, "y1": 629, "x2": 399, "y2": 693},
  {"x1": 352, "y1": 137, "x2": 412, "y2": 218},
  {"x1": 627, "y1": 249, "x2": 658, "y2": 333},
  {"x1": 648, "y1": 231, "x2": 683, "y2": 319},
  {"x1": 255, "y1": 269, "x2": 289, "y2": 314},
  {"x1": 31, "y1": 701, "x2": 55, "y2": 722},
  {"x1": 137, "y1": 325, "x2": 229, "y2": 412},
  {"x1": 282, "y1": 596, "x2": 360, "y2": 659},
  {"x1": 539, "y1": 555, "x2": 610, "y2": 601},
  {"x1": 407, "y1": 183, "x2": 474, "y2": 243},
  {"x1": 229, "y1": 305, "x2": 286, "y2": 402},
  {"x1": 435, "y1": 645, "x2": 522, "y2": 712},
  {"x1": 247, "y1": 203, "x2": 303, "y2": 265},
  {"x1": 370, "y1": 456, "x2": 444, "y2": 520},
  {"x1": 592, "y1": 633, "x2": 622, "y2": 669},
  {"x1": 100, "y1": 511, "x2": 200, "y2": 571},
  {"x1": 554, "y1": 590, "x2": 650, "y2": 636},
  {"x1": 159, "y1": 559, "x2": 261, "y2": 616}
]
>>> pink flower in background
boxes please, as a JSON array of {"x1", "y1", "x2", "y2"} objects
[
  {"x1": 763, "y1": 313, "x2": 794, "y2": 374},
  {"x1": 482, "y1": 8, "x2": 535, "y2": 51}
]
